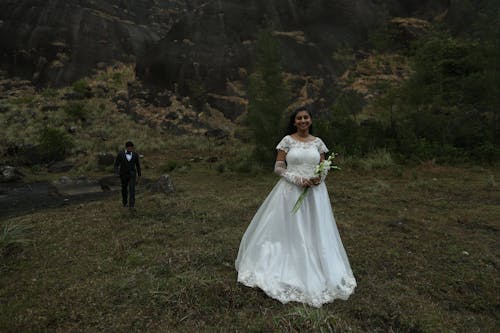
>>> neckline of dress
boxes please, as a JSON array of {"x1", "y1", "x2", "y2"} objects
[{"x1": 288, "y1": 135, "x2": 317, "y2": 143}]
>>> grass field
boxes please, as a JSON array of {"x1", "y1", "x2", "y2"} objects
[{"x1": 1, "y1": 163, "x2": 499, "y2": 332}]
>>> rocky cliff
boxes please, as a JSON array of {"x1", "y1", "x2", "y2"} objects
[
  {"x1": 0, "y1": 0, "x2": 449, "y2": 88},
  {"x1": 0, "y1": 0, "x2": 183, "y2": 85}
]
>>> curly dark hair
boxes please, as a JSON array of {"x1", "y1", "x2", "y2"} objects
[{"x1": 285, "y1": 106, "x2": 314, "y2": 135}]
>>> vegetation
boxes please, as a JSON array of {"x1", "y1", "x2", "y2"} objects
[
  {"x1": 38, "y1": 127, "x2": 74, "y2": 162},
  {"x1": 63, "y1": 101, "x2": 89, "y2": 121},
  {"x1": 72, "y1": 79, "x2": 90, "y2": 95},
  {"x1": 0, "y1": 222, "x2": 31, "y2": 257},
  {"x1": 0, "y1": 164, "x2": 498, "y2": 332},
  {"x1": 317, "y1": 2, "x2": 500, "y2": 164},
  {"x1": 247, "y1": 28, "x2": 290, "y2": 167},
  {"x1": 0, "y1": 3, "x2": 498, "y2": 332}
]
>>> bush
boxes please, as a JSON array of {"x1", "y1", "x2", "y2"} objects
[
  {"x1": 63, "y1": 101, "x2": 88, "y2": 120},
  {"x1": 160, "y1": 160, "x2": 178, "y2": 172},
  {"x1": 38, "y1": 127, "x2": 74, "y2": 162},
  {"x1": 227, "y1": 153, "x2": 259, "y2": 174},
  {"x1": 41, "y1": 87, "x2": 58, "y2": 98},
  {"x1": 72, "y1": 79, "x2": 89, "y2": 95}
]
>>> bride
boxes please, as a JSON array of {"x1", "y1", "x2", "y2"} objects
[{"x1": 235, "y1": 107, "x2": 356, "y2": 307}]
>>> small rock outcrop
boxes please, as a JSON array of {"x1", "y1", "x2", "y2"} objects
[
  {"x1": 48, "y1": 161, "x2": 74, "y2": 173},
  {"x1": 148, "y1": 174, "x2": 175, "y2": 194},
  {"x1": 0, "y1": 165, "x2": 24, "y2": 182},
  {"x1": 97, "y1": 152, "x2": 116, "y2": 167}
]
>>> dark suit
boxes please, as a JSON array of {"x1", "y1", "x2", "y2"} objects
[{"x1": 114, "y1": 151, "x2": 141, "y2": 207}]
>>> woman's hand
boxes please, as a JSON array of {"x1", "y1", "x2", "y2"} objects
[
  {"x1": 309, "y1": 177, "x2": 321, "y2": 186},
  {"x1": 302, "y1": 177, "x2": 320, "y2": 187}
]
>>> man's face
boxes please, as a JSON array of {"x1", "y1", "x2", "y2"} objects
[{"x1": 126, "y1": 146, "x2": 134, "y2": 152}]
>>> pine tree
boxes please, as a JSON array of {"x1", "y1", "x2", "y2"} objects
[{"x1": 247, "y1": 28, "x2": 290, "y2": 167}]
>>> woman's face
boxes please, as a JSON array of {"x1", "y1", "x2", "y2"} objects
[{"x1": 294, "y1": 110, "x2": 312, "y2": 131}]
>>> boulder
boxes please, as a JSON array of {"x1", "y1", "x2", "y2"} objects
[
  {"x1": 0, "y1": 165, "x2": 23, "y2": 182},
  {"x1": 48, "y1": 160, "x2": 74, "y2": 173},
  {"x1": 99, "y1": 175, "x2": 121, "y2": 191},
  {"x1": 5, "y1": 143, "x2": 42, "y2": 166},
  {"x1": 205, "y1": 128, "x2": 230, "y2": 141},
  {"x1": 148, "y1": 174, "x2": 175, "y2": 194},
  {"x1": 62, "y1": 91, "x2": 86, "y2": 100},
  {"x1": 97, "y1": 152, "x2": 116, "y2": 167},
  {"x1": 206, "y1": 94, "x2": 247, "y2": 121}
]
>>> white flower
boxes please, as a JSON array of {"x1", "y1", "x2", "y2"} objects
[{"x1": 292, "y1": 153, "x2": 340, "y2": 214}]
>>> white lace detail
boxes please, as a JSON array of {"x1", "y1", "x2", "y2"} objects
[
  {"x1": 274, "y1": 161, "x2": 304, "y2": 186},
  {"x1": 237, "y1": 271, "x2": 357, "y2": 308},
  {"x1": 316, "y1": 138, "x2": 329, "y2": 154},
  {"x1": 276, "y1": 135, "x2": 329, "y2": 154}
]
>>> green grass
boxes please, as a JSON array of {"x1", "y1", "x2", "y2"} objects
[{"x1": 1, "y1": 164, "x2": 498, "y2": 332}]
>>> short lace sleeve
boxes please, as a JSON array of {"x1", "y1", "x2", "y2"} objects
[
  {"x1": 276, "y1": 135, "x2": 292, "y2": 153},
  {"x1": 316, "y1": 138, "x2": 329, "y2": 154}
]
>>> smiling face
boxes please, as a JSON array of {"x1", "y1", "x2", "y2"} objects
[{"x1": 294, "y1": 110, "x2": 312, "y2": 132}]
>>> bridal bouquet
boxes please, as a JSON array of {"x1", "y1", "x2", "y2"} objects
[{"x1": 291, "y1": 153, "x2": 340, "y2": 214}]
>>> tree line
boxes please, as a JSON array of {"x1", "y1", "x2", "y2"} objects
[{"x1": 247, "y1": 2, "x2": 499, "y2": 165}]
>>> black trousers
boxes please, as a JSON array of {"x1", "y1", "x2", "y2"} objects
[{"x1": 120, "y1": 175, "x2": 136, "y2": 207}]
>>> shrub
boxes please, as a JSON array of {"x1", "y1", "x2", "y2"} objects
[
  {"x1": 227, "y1": 153, "x2": 260, "y2": 174},
  {"x1": 160, "y1": 160, "x2": 178, "y2": 173},
  {"x1": 63, "y1": 101, "x2": 88, "y2": 120},
  {"x1": 38, "y1": 127, "x2": 74, "y2": 162},
  {"x1": 72, "y1": 79, "x2": 89, "y2": 95},
  {"x1": 41, "y1": 87, "x2": 58, "y2": 98}
]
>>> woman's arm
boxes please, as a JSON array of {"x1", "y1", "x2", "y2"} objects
[{"x1": 274, "y1": 150, "x2": 312, "y2": 187}]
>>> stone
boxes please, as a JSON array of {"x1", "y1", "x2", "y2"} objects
[
  {"x1": 206, "y1": 94, "x2": 247, "y2": 121},
  {"x1": 5, "y1": 143, "x2": 42, "y2": 166},
  {"x1": 97, "y1": 152, "x2": 115, "y2": 167},
  {"x1": 63, "y1": 91, "x2": 86, "y2": 100},
  {"x1": 0, "y1": 165, "x2": 24, "y2": 182},
  {"x1": 148, "y1": 174, "x2": 175, "y2": 194},
  {"x1": 99, "y1": 175, "x2": 121, "y2": 191},
  {"x1": 205, "y1": 128, "x2": 230, "y2": 140},
  {"x1": 52, "y1": 175, "x2": 98, "y2": 186},
  {"x1": 48, "y1": 160, "x2": 74, "y2": 173}
]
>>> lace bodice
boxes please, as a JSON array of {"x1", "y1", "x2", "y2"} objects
[{"x1": 276, "y1": 135, "x2": 329, "y2": 178}]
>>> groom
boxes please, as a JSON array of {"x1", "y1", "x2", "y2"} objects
[{"x1": 114, "y1": 141, "x2": 141, "y2": 209}]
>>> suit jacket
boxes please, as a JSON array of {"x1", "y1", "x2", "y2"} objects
[{"x1": 114, "y1": 151, "x2": 141, "y2": 177}]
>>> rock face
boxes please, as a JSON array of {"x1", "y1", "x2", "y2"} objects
[
  {"x1": 0, "y1": 0, "x2": 183, "y2": 86},
  {"x1": 0, "y1": 1, "x2": 450, "y2": 88},
  {"x1": 135, "y1": 0, "x2": 451, "y2": 112},
  {"x1": 137, "y1": 0, "x2": 380, "y2": 92}
]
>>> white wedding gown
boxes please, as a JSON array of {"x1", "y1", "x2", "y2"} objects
[{"x1": 235, "y1": 135, "x2": 356, "y2": 307}]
